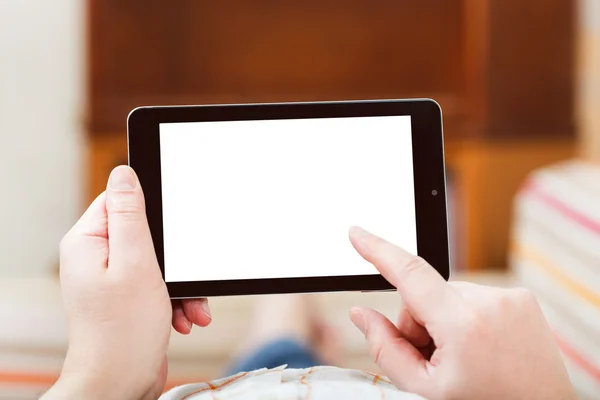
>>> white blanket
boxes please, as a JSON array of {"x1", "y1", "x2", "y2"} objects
[{"x1": 161, "y1": 365, "x2": 424, "y2": 400}]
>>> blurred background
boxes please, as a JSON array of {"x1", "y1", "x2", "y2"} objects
[{"x1": 0, "y1": 0, "x2": 598, "y2": 399}]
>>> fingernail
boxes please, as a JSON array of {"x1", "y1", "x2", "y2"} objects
[
  {"x1": 202, "y1": 300, "x2": 212, "y2": 319},
  {"x1": 349, "y1": 308, "x2": 366, "y2": 334},
  {"x1": 109, "y1": 166, "x2": 136, "y2": 190},
  {"x1": 350, "y1": 226, "x2": 371, "y2": 238}
]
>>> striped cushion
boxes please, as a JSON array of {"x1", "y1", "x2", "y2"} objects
[{"x1": 510, "y1": 160, "x2": 600, "y2": 399}]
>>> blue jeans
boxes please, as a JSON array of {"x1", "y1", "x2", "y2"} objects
[{"x1": 225, "y1": 338, "x2": 321, "y2": 376}]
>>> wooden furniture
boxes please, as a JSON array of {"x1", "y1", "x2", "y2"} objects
[
  {"x1": 86, "y1": 0, "x2": 576, "y2": 270},
  {"x1": 578, "y1": 0, "x2": 600, "y2": 161}
]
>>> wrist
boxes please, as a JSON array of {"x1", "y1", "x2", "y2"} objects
[
  {"x1": 42, "y1": 356, "x2": 132, "y2": 400},
  {"x1": 41, "y1": 373, "x2": 112, "y2": 400},
  {"x1": 42, "y1": 355, "x2": 154, "y2": 400}
]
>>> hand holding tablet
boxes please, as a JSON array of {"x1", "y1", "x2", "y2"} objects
[
  {"x1": 127, "y1": 99, "x2": 450, "y2": 298},
  {"x1": 49, "y1": 163, "x2": 575, "y2": 400}
]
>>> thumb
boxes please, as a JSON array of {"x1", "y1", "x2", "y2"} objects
[
  {"x1": 105, "y1": 166, "x2": 156, "y2": 270},
  {"x1": 350, "y1": 306, "x2": 430, "y2": 394}
]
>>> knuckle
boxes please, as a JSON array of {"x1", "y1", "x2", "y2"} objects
[
  {"x1": 401, "y1": 255, "x2": 428, "y2": 278},
  {"x1": 492, "y1": 290, "x2": 515, "y2": 314},
  {"x1": 109, "y1": 197, "x2": 145, "y2": 220},
  {"x1": 363, "y1": 324, "x2": 386, "y2": 366},
  {"x1": 370, "y1": 341, "x2": 386, "y2": 366},
  {"x1": 510, "y1": 287, "x2": 539, "y2": 307},
  {"x1": 59, "y1": 232, "x2": 80, "y2": 258},
  {"x1": 58, "y1": 233, "x2": 85, "y2": 281},
  {"x1": 58, "y1": 235, "x2": 70, "y2": 256}
]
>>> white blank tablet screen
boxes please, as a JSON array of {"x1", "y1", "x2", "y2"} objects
[{"x1": 159, "y1": 116, "x2": 417, "y2": 282}]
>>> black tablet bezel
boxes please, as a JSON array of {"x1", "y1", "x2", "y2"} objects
[{"x1": 128, "y1": 99, "x2": 450, "y2": 298}]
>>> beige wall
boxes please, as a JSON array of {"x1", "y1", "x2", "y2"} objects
[
  {"x1": 578, "y1": 0, "x2": 600, "y2": 160},
  {"x1": 0, "y1": 0, "x2": 85, "y2": 277}
]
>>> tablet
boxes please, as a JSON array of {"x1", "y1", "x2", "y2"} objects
[{"x1": 127, "y1": 99, "x2": 450, "y2": 298}]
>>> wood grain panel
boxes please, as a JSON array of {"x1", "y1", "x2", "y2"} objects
[
  {"x1": 178, "y1": 1, "x2": 463, "y2": 94},
  {"x1": 88, "y1": 0, "x2": 466, "y2": 132},
  {"x1": 486, "y1": 0, "x2": 575, "y2": 136}
]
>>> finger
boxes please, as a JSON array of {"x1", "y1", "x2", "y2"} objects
[
  {"x1": 396, "y1": 304, "x2": 431, "y2": 348},
  {"x1": 60, "y1": 192, "x2": 109, "y2": 274},
  {"x1": 68, "y1": 191, "x2": 108, "y2": 240},
  {"x1": 172, "y1": 300, "x2": 192, "y2": 334},
  {"x1": 105, "y1": 166, "x2": 155, "y2": 271},
  {"x1": 349, "y1": 226, "x2": 459, "y2": 324},
  {"x1": 182, "y1": 298, "x2": 212, "y2": 327},
  {"x1": 350, "y1": 306, "x2": 430, "y2": 393}
]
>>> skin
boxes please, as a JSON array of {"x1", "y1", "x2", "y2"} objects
[
  {"x1": 348, "y1": 226, "x2": 576, "y2": 400},
  {"x1": 42, "y1": 166, "x2": 576, "y2": 400},
  {"x1": 41, "y1": 166, "x2": 209, "y2": 400}
]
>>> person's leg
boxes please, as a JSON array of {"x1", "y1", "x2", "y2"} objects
[
  {"x1": 224, "y1": 294, "x2": 340, "y2": 376},
  {"x1": 225, "y1": 337, "x2": 321, "y2": 374}
]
